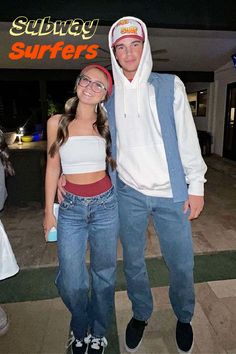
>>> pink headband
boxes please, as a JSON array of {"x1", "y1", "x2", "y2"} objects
[{"x1": 81, "y1": 64, "x2": 113, "y2": 96}]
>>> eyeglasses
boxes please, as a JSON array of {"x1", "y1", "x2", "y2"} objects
[{"x1": 78, "y1": 75, "x2": 107, "y2": 94}]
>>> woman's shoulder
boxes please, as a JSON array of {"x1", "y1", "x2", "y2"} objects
[
  {"x1": 47, "y1": 114, "x2": 62, "y2": 126},
  {"x1": 47, "y1": 114, "x2": 63, "y2": 137}
]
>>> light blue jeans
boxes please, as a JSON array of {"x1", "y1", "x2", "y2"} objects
[
  {"x1": 117, "y1": 177, "x2": 195, "y2": 323},
  {"x1": 56, "y1": 186, "x2": 119, "y2": 340}
]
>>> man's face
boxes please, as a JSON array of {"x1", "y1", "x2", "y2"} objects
[{"x1": 114, "y1": 37, "x2": 144, "y2": 80}]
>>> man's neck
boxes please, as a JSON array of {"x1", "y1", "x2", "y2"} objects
[{"x1": 123, "y1": 70, "x2": 136, "y2": 81}]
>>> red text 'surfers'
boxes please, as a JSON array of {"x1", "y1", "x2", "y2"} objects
[{"x1": 9, "y1": 41, "x2": 99, "y2": 60}]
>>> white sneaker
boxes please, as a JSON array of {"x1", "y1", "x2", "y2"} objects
[{"x1": 0, "y1": 306, "x2": 9, "y2": 336}]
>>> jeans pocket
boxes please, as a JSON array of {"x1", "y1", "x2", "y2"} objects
[
  {"x1": 103, "y1": 193, "x2": 117, "y2": 210},
  {"x1": 60, "y1": 198, "x2": 74, "y2": 210}
]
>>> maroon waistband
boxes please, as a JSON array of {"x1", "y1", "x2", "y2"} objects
[{"x1": 65, "y1": 175, "x2": 112, "y2": 197}]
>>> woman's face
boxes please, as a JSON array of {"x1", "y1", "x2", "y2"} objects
[{"x1": 76, "y1": 68, "x2": 108, "y2": 106}]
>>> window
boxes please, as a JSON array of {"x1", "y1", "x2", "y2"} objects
[{"x1": 187, "y1": 89, "x2": 207, "y2": 116}]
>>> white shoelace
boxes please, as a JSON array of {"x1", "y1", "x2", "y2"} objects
[
  {"x1": 75, "y1": 339, "x2": 85, "y2": 348},
  {"x1": 66, "y1": 332, "x2": 108, "y2": 350},
  {"x1": 66, "y1": 331, "x2": 87, "y2": 349},
  {"x1": 86, "y1": 334, "x2": 108, "y2": 350}
]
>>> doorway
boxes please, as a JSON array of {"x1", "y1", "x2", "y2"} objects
[{"x1": 223, "y1": 82, "x2": 236, "y2": 161}]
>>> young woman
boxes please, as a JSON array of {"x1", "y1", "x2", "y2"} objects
[{"x1": 44, "y1": 65, "x2": 118, "y2": 354}]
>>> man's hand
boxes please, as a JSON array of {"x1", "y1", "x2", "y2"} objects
[
  {"x1": 57, "y1": 175, "x2": 66, "y2": 203},
  {"x1": 183, "y1": 195, "x2": 204, "y2": 220}
]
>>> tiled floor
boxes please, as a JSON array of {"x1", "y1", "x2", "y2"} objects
[
  {"x1": 1, "y1": 279, "x2": 236, "y2": 354},
  {"x1": 0, "y1": 298, "x2": 70, "y2": 354},
  {"x1": 115, "y1": 279, "x2": 236, "y2": 354},
  {"x1": 0, "y1": 154, "x2": 236, "y2": 354}
]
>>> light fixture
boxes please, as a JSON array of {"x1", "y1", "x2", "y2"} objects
[{"x1": 16, "y1": 126, "x2": 24, "y2": 145}]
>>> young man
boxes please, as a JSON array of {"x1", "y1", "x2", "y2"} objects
[{"x1": 105, "y1": 17, "x2": 207, "y2": 353}]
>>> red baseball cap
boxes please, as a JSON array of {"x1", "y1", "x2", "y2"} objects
[{"x1": 112, "y1": 18, "x2": 144, "y2": 46}]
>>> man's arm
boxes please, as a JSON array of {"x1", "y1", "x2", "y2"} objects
[{"x1": 173, "y1": 76, "x2": 207, "y2": 220}]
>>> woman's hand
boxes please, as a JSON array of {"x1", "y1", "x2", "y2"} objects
[
  {"x1": 57, "y1": 175, "x2": 66, "y2": 203},
  {"x1": 43, "y1": 212, "x2": 57, "y2": 241}
]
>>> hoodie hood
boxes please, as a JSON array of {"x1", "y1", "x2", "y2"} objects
[
  {"x1": 108, "y1": 16, "x2": 153, "y2": 88},
  {"x1": 108, "y1": 17, "x2": 153, "y2": 119}
]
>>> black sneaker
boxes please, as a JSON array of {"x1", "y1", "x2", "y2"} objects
[
  {"x1": 125, "y1": 317, "x2": 148, "y2": 352},
  {"x1": 67, "y1": 331, "x2": 88, "y2": 354},
  {"x1": 176, "y1": 320, "x2": 194, "y2": 353},
  {"x1": 87, "y1": 335, "x2": 108, "y2": 354}
]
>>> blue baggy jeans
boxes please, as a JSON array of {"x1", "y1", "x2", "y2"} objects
[
  {"x1": 117, "y1": 177, "x2": 195, "y2": 323},
  {"x1": 56, "y1": 186, "x2": 119, "y2": 340}
]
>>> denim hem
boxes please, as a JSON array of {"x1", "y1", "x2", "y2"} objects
[
  {"x1": 133, "y1": 314, "x2": 151, "y2": 322},
  {"x1": 177, "y1": 318, "x2": 193, "y2": 324},
  {"x1": 90, "y1": 333, "x2": 106, "y2": 339}
]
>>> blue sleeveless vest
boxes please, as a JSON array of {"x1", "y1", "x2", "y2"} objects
[{"x1": 105, "y1": 73, "x2": 188, "y2": 202}]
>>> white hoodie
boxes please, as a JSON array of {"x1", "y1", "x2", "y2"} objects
[{"x1": 108, "y1": 16, "x2": 207, "y2": 197}]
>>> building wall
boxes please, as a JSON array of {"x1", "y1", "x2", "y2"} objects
[
  {"x1": 212, "y1": 61, "x2": 236, "y2": 155},
  {"x1": 186, "y1": 62, "x2": 236, "y2": 156}
]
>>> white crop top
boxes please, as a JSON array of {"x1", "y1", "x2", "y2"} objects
[{"x1": 59, "y1": 136, "x2": 106, "y2": 174}]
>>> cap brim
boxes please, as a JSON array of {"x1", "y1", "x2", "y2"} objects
[{"x1": 112, "y1": 35, "x2": 144, "y2": 47}]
